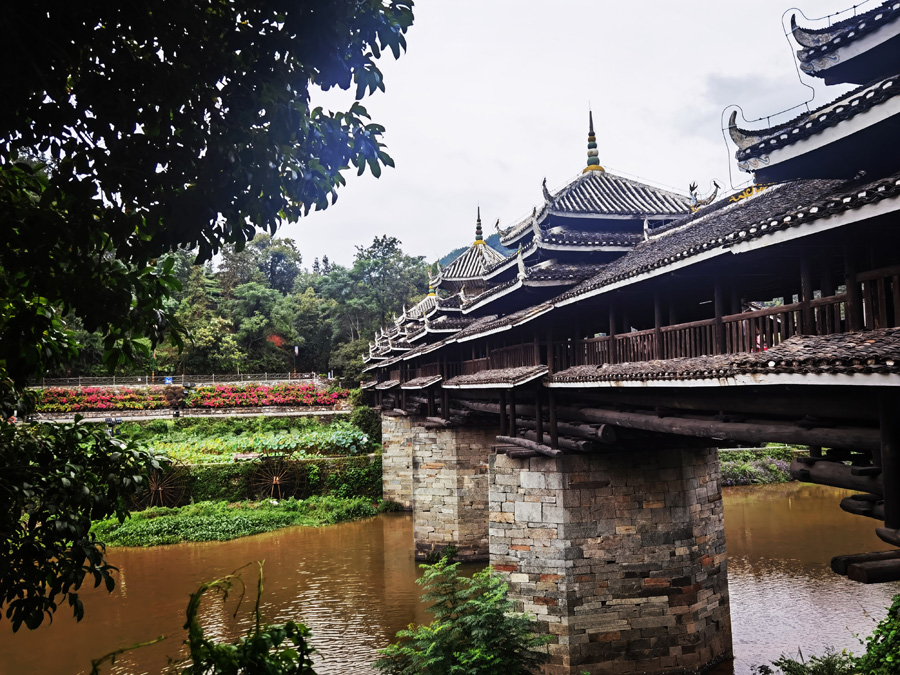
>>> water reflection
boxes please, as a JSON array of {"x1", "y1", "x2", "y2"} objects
[{"x1": 1, "y1": 484, "x2": 899, "y2": 674}]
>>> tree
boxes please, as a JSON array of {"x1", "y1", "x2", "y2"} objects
[
  {"x1": 218, "y1": 235, "x2": 303, "y2": 296},
  {"x1": 374, "y1": 560, "x2": 550, "y2": 675},
  {"x1": 0, "y1": 0, "x2": 414, "y2": 629},
  {"x1": 352, "y1": 236, "x2": 428, "y2": 328}
]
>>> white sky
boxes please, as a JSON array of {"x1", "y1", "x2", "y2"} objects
[{"x1": 279, "y1": 0, "x2": 868, "y2": 267}]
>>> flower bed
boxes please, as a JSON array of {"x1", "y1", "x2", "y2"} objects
[{"x1": 36, "y1": 383, "x2": 349, "y2": 413}]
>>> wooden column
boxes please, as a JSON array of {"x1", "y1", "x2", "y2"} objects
[
  {"x1": 441, "y1": 388, "x2": 449, "y2": 419},
  {"x1": 427, "y1": 388, "x2": 435, "y2": 417},
  {"x1": 845, "y1": 248, "x2": 863, "y2": 331},
  {"x1": 400, "y1": 388, "x2": 407, "y2": 410},
  {"x1": 499, "y1": 390, "x2": 508, "y2": 436},
  {"x1": 654, "y1": 291, "x2": 663, "y2": 360},
  {"x1": 608, "y1": 302, "x2": 618, "y2": 365},
  {"x1": 533, "y1": 335, "x2": 540, "y2": 367},
  {"x1": 535, "y1": 390, "x2": 544, "y2": 444},
  {"x1": 730, "y1": 285, "x2": 741, "y2": 315},
  {"x1": 548, "y1": 390, "x2": 559, "y2": 449},
  {"x1": 800, "y1": 253, "x2": 813, "y2": 334},
  {"x1": 546, "y1": 327, "x2": 555, "y2": 375},
  {"x1": 714, "y1": 280, "x2": 725, "y2": 355},
  {"x1": 508, "y1": 389, "x2": 517, "y2": 437},
  {"x1": 880, "y1": 392, "x2": 900, "y2": 529}
]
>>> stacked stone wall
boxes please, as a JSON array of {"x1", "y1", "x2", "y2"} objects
[
  {"x1": 489, "y1": 447, "x2": 731, "y2": 674},
  {"x1": 381, "y1": 415, "x2": 415, "y2": 509},
  {"x1": 412, "y1": 424, "x2": 494, "y2": 561}
]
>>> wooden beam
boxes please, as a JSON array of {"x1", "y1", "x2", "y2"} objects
[
  {"x1": 880, "y1": 391, "x2": 900, "y2": 529},
  {"x1": 507, "y1": 448, "x2": 541, "y2": 459},
  {"x1": 848, "y1": 560, "x2": 900, "y2": 584},
  {"x1": 563, "y1": 406, "x2": 880, "y2": 451},
  {"x1": 496, "y1": 435, "x2": 564, "y2": 457},
  {"x1": 791, "y1": 459, "x2": 883, "y2": 495},
  {"x1": 518, "y1": 430, "x2": 595, "y2": 453},
  {"x1": 832, "y1": 549, "x2": 900, "y2": 575}
]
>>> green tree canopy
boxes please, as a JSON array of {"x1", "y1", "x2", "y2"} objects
[{"x1": 0, "y1": 0, "x2": 414, "y2": 630}]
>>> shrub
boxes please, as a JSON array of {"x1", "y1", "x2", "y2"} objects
[
  {"x1": 374, "y1": 560, "x2": 550, "y2": 675},
  {"x1": 752, "y1": 649, "x2": 856, "y2": 675},
  {"x1": 350, "y1": 405, "x2": 381, "y2": 446}
]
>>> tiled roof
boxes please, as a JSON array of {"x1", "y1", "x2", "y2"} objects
[
  {"x1": 400, "y1": 375, "x2": 443, "y2": 389},
  {"x1": 527, "y1": 263, "x2": 606, "y2": 282},
  {"x1": 360, "y1": 380, "x2": 378, "y2": 390},
  {"x1": 408, "y1": 295, "x2": 437, "y2": 319},
  {"x1": 791, "y1": 2, "x2": 900, "y2": 66},
  {"x1": 558, "y1": 171, "x2": 900, "y2": 304},
  {"x1": 542, "y1": 230, "x2": 643, "y2": 247},
  {"x1": 440, "y1": 242, "x2": 507, "y2": 281},
  {"x1": 730, "y1": 74, "x2": 900, "y2": 167},
  {"x1": 549, "y1": 329, "x2": 900, "y2": 383},
  {"x1": 374, "y1": 379, "x2": 400, "y2": 390},
  {"x1": 551, "y1": 171, "x2": 691, "y2": 218},
  {"x1": 444, "y1": 365, "x2": 548, "y2": 388},
  {"x1": 499, "y1": 172, "x2": 690, "y2": 247},
  {"x1": 427, "y1": 317, "x2": 474, "y2": 332}
]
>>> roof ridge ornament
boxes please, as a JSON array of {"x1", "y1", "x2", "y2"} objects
[
  {"x1": 689, "y1": 180, "x2": 721, "y2": 212},
  {"x1": 583, "y1": 109, "x2": 605, "y2": 173},
  {"x1": 516, "y1": 246, "x2": 527, "y2": 280},
  {"x1": 474, "y1": 206, "x2": 485, "y2": 244},
  {"x1": 542, "y1": 177, "x2": 553, "y2": 202}
]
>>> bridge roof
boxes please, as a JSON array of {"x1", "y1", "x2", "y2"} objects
[
  {"x1": 443, "y1": 365, "x2": 548, "y2": 389},
  {"x1": 548, "y1": 328, "x2": 900, "y2": 386},
  {"x1": 557, "y1": 170, "x2": 900, "y2": 307}
]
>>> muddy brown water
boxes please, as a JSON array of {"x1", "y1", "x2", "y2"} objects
[{"x1": 2, "y1": 483, "x2": 898, "y2": 674}]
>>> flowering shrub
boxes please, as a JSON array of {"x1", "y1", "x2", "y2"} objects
[
  {"x1": 186, "y1": 383, "x2": 348, "y2": 409},
  {"x1": 36, "y1": 383, "x2": 349, "y2": 413},
  {"x1": 720, "y1": 458, "x2": 791, "y2": 487}
]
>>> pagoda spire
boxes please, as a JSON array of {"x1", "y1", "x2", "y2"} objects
[
  {"x1": 474, "y1": 206, "x2": 485, "y2": 244},
  {"x1": 583, "y1": 109, "x2": 605, "y2": 173}
]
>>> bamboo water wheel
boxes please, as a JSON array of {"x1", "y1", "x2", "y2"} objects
[
  {"x1": 133, "y1": 461, "x2": 188, "y2": 509},
  {"x1": 250, "y1": 454, "x2": 301, "y2": 500}
]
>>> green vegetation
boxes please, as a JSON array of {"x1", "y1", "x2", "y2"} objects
[
  {"x1": 719, "y1": 446, "x2": 799, "y2": 487},
  {"x1": 753, "y1": 593, "x2": 900, "y2": 674},
  {"x1": 92, "y1": 497, "x2": 379, "y2": 547},
  {"x1": 374, "y1": 560, "x2": 550, "y2": 675},
  {"x1": 90, "y1": 563, "x2": 316, "y2": 674},
  {"x1": 2, "y1": 0, "x2": 416, "y2": 630}
]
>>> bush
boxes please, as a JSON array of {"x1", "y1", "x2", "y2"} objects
[
  {"x1": 350, "y1": 405, "x2": 381, "y2": 446},
  {"x1": 752, "y1": 649, "x2": 856, "y2": 675},
  {"x1": 719, "y1": 455, "x2": 792, "y2": 487},
  {"x1": 374, "y1": 560, "x2": 550, "y2": 675}
]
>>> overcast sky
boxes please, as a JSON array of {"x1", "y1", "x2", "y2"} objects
[{"x1": 279, "y1": 0, "x2": 868, "y2": 267}]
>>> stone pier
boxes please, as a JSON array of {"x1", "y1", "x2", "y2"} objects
[
  {"x1": 489, "y1": 447, "x2": 731, "y2": 674},
  {"x1": 381, "y1": 414, "x2": 493, "y2": 561}
]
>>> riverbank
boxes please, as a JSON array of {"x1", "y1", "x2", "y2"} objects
[
  {"x1": 718, "y1": 445, "x2": 799, "y2": 486},
  {"x1": 91, "y1": 496, "x2": 401, "y2": 547}
]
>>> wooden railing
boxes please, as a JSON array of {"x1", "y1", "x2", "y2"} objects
[
  {"x1": 461, "y1": 358, "x2": 490, "y2": 375},
  {"x1": 490, "y1": 343, "x2": 537, "y2": 369},
  {"x1": 389, "y1": 369, "x2": 401, "y2": 382},
  {"x1": 415, "y1": 363, "x2": 441, "y2": 379},
  {"x1": 860, "y1": 265, "x2": 900, "y2": 330}
]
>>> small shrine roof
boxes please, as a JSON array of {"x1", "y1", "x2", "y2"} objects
[
  {"x1": 730, "y1": 73, "x2": 900, "y2": 167},
  {"x1": 558, "y1": 170, "x2": 900, "y2": 305},
  {"x1": 443, "y1": 365, "x2": 548, "y2": 389},
  {"x1": 791, "y1": 2, "x2": 900, "y2": 68},
  {"x1": 438, "y1": 208, "x2": 507, "y2": 283},
  {"x1": 548, "y1": 328, "x2": 900, "y2": 385},
  {"x1": 400, "y1": 375, "x2": 443, "y2": 390}
]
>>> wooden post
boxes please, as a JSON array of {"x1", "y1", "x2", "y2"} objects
[
  {"x1": 442, "y1": 388, "x2": 449, "y2": 419},
  {"x1": 533, "y1": 335, "x2": 540, "y2": 367},
  {"x1": 546, "y1": 327, "x2": 555, "y2": 375},
  {"x1": 548, "y1": 390, "x2": 558, "y2": 449},
  {"x1": 400, "y1": 388, "x2": 407, "y2": 411},
  {"x1": 654, "y1": 291, "x2": 663, "y2": 360},
  {"x1": 427, "y1": 388, "x2": 435, "y2": 417},
  {"x1": 845, "y1": 248, "x2": 863, "y2": 331},
  {"x1": 535, "y1": 390, "x2": 544, "y2": 444},
  {"x1": 509, "y1": 389, "x2": 517, "y2": 437},
  {"x1": 880, "y1": 392, "x2": 900, "y2": 529},
  {"x1": 730, "y1": 284, "x2": 741, "y2": 315},
  {"x1": 800, "y1": 253, "x2": 813, "y2": 334},
  {"x1": 499, "y1": 390, "x2": 508, "y2": 436},
  {"x1": 608, "y1": 302, "x2": 617, "y2": 365},
  {"x1": 714, "y1": 279, "x2": 725, "y2": 355}
]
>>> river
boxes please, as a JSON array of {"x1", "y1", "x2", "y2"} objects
[{"x1": 1, "y1": 483, "x2": 898, "y2": 674}]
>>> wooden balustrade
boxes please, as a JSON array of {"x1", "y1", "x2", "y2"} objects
[
  {"x1": 389, "y1": 369, "x2": 401, "y2": 382},
  {"x1": 461, "y1": 358, "x2": 490, "y2": 375},
  {"x1": 858, "y1": 265, "x2": 900, "y2": 330},
  {"x1": 416, "y1": 362, "x2": 441, "y2": 378},
  {"x1": 489, "y1": 343, "x2": 537, "y2": 369}
]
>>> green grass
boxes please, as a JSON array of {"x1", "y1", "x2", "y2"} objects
[{"x1": 91, "y1": 496, "x2": 379, "y2": 547}]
